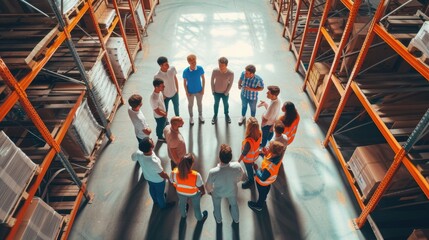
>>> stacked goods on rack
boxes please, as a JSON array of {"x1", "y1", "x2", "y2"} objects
[
  {"x1": 15, "y1": 197, "x2": 63, "y2": 240},
  {"x1": 408, "y1": 21, "x2": 429, "y2": 64},
  {"x1": 136, "y1": 1, "x2": 147, "y2": 28},
  {"x1": 308, "y1": 62, "x2": 330, "y2": 99},
  {"x1": 54, "y1": 0, "x2": 80, "y2": 14},
  {"x1": 107, "y1": 37, "x2": 132, "y2": 80},
  {"x1": 62, "y1": 99, "x2": 103, "y2": 159},
  {"x1": 348, "y1": 144, "x2": 415, "y2": 201},
  {"x1": 0, "y1": 131, "x2": 38, "y2": 226}
]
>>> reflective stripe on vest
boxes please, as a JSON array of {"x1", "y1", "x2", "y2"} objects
[
  {"x1": 284, "y1": 113, "x2": 300, "y2": 145},
  {"x1": 255, "y1": 154, "x2": 282, "y2": 186},
  {"x1": 172, "y1": 168, "x2": 198, "y2": 195},
  {"x1": 241, "y1": 134, "x2": 262, "y2": 163}
]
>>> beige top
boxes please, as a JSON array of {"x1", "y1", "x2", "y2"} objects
[
  {"x1": 211, "y1": 68, "x2": 234, "y2": 94},
  {"x1": 163, "y1": 125, "x2": 186, "y2": 163}
]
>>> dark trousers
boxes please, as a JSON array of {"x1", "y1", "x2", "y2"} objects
[
  {"x1": 148, "y1": 180, "x2": 166, "y2": 208},
  {"x1": 213, "y1": 92, "x2": 229, "y2": 117},
  {"x1": 164, "y1": 92, "x2": 179, "y2": 116},
  {"x1": 244, "y1": 162, "x2": 254, "y2": 183},
  {"x1": 256, "y1": 182, "x2": 271, "y2": 206},
  {"x1": 155, "y1": 117, "x2": 166, "y2": 139},
  {"x1": 261, "y1": 125, "x2": 274, "y2": 147}
]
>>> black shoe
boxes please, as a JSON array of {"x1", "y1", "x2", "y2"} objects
[
  {"x1": 248, "y1": 201, "x2": 262, "y2": 212},
  {"x1": 199, "y1": 210, "x2": 208, "y2": 222},
  {"x1": 211, "y1": 117, "x2": 217, "y2": 125},
  {"x1": 241, "y1": 181, "x2": 253, "y2": 189},
  {"x1": 226, "y1": 115, "x2": 231, "y2": 124}
]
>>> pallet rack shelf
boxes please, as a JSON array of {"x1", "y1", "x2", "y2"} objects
[
  {"x1": 0, "y1": 0, "x2": 141, "y2": 238},
  {"x1": 320, "y1": 0, "x2": 429, "y2": 236},
  {"x1": 301, "y1": 0, "x2": 373, "y2": 120},
  {"x1": 272, "y1": 0, "x2": 290, "y2": 26}
]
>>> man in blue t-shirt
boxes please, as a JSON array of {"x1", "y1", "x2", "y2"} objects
[
  {"x1": 238, "y1": 64, "x2": 264, "y2": 125},
  {"x1": 183, "y1": 54, "x2": 205, "y2": 125}
]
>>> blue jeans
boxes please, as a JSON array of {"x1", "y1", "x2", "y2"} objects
[
  {"x1": 241, "y1": 94, "x2": 257, "y2": 117},
  {"x1": 164, "y1": 92, "x2": 179, "y2": 116},
  {"x1": 148, "y1": 180, "x2": 166, "y2": 208},
  {"x1": 261, "y1": 125, "x2": 274, "y2": 147},
  {"x1": 244, "y1": 162, "x2": 254, "y2": 184},
  {"x1": 213, "y1": 92, "x2": 229, "y2": 117},
  {"x1": 155, "y1": 117, "x2": 166, "y2": 139},
  {"x1": 256, "y1": 182, "x2": 271, "y2": 207}
]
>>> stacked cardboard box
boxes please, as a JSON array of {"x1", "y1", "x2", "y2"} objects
[
  {"x1": 348, "y1": 144, "x2": 416, "y2": 201},
  {"x1": 107, "y1": 37, "x2": 132, "y2": 80},
  {"x1": 308, "y1": 62, "x2": 330, "y2": 96}
]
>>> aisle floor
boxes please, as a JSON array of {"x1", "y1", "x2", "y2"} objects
[{"x1": 70, "y1": 0, "x2": 367, "y2": 239}]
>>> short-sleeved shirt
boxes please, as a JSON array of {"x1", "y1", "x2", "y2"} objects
[
  {"x1": 154, "y1": 67, "x2": 177, "y2": 98},
  {"x1": 240, "y1": 71, "x2": 264, "y2": 100},
  {"x1": 206, "y1": 162, "x2": 244, "y2": 198},
  {"x1": 262, "y1": 99, "x2": 281, "y2": 127},
  {"x1": 211, "y1": 68, "x2": 234, "y2": 94},
  {"x1": 128, "y1": 107, "x2": 149, "y2": 139},
  {"x1": 131, "y1": 151, "x2": 164, "y2": 183},
  {"x1": 163, "y1": 125, "x2": 186, "y2": 163},
  {"x1": 183, "y1": 66, "x2": 204, "y2": 94},
  {"x1": 150, "y1": 92, "x2": 166, "y2": 118}
]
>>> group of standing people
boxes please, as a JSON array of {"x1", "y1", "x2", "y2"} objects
[{"x1": 127, "y1": 54, "x2": 300, "y2": 226}]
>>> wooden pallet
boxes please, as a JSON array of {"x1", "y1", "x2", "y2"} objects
[{"x1": 408, "y1": 44, "x2": 429, "y2": 65}]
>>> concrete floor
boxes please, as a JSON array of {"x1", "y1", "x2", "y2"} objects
[{"x1": 69, "y1": 0, "x2": 368, "y2": 239}]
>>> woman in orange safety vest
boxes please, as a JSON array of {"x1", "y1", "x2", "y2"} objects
[
  {"x1": 238, "y1": 117, "x2": 262, "y2": 189},
  {"x1": 279, "y1": 101, "x2": 300, "y2": 145},
  {"x1": 170, "y1": 153, "x2": 208, "y2": 222},
  {"x1": 248, "y1": 140, "x2": 285, "y2": 212}
]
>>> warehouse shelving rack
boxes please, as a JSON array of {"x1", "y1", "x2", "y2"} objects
[
  {"x1": 320, "y1": 0, "x2": 429, "y2": 235},
  {"x1": 272, "y1": 0, "x2": 290, "y2": 26},
  {"x1": 0, "y1": 0, "x2": 146, "y2": 238},
  {"x1": 283, "y1": 0, "x2": 309, "y2": 51},
  {"x1": 293, "y1": 0, "x2": 325, "y2": 74},
  {"x1": 301, "y1": 0, "x2": 370, "y2": 121}
]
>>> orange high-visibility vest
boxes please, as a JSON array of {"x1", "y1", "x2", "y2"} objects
[
  {"x1": 255, "y1": 154, "x2": 282, "y2": 186},
  {"x1": 284, "y1": 113, "x2": 300, "y2": 145},
  {"x1": 172, "y1": 168, "x2": 198, "y2": 195},
  {"x1": 241, "y1": 134, "x2": 262, "y2": 163}
]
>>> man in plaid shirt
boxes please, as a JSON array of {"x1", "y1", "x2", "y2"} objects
[{"x1": 237, "y1": 64, "x2": 265, "y2": 125}]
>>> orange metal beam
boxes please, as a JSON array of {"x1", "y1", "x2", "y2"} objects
[
  {"x1": 87, "y1": 0, "x2": 124, "y2": 104},
  {"x1": 328, "y1": 136, "x2": 366, "y2": 210},
  {"x1": 288, "y1": 0, "x2": 303, "y2": 51},
  {"x1": 402, "y1": 157, "x2": 429, "y2": 198},
  {"x1": 111, "y1": 0, "x2": 136, "y2": 73},
  {"x1": 295, "y1": 0, "x2": 316, "y2": 72},
  {"x1": 340, "y1": 0, "x2": 353, "y2": 10},
  {"x1": 313, "y1": 0, "x2": 361, "y2": 121},
  {"x1": 61, "y1": 188, "x2": 85, "y2": 240},
  {"x1": 127, "y1": 0, "x2": 143, "y2": 50},
  {"x1": 355, "y1": 148, "x2": 406, "y2": 228},
  {"x1": 320, "y1": 27, "x2": 339, "y2": 53},
  {"x1": 0, "y1": 2, "x2": 90, "y2": 122},
  {"x1": 302, "y1": 0, "x2": 333, "y2": 91},
  {"x1": 374, "y1": 24, "x2": 429, "y2": 81}
]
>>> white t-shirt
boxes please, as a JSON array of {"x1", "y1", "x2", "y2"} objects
[
  {"x1": 206, "y1": 162, "x2": 244, "y2": 197},
  {"x1": 150, "y1": 92, "x2": 166, "y2": 118},
  {"x1": 154, "y1": 67, "x2": 178, "y2": 98},
  {"x1": 131, "y1": 151, "x2": 164, "y2": 183},
  {"x1": 262, "y1": 98, "x2": 281, "y2": 127},
  {"x1": 128, "y1": 107, "x2": 149, "y2": 139}
]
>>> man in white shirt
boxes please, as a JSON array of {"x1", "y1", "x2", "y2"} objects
[
  {"x1": 258, "y1": 85, "x2": 281, "y2": 148},
  {"x1": 131, "y1": 137, "x2": 174, "y2": 209},
  {"x1": 206, "y1": 144, "x2": 244, "y2": 224},
  {"x1": 150, "y1": 79, "x2": 167, "y2": 142},
  {"x1": 127, "y1": 94, "x2": 151, "y2": 145},
  {"x1": 154, "y1": 56, "x2": 180, "y2": 117}
]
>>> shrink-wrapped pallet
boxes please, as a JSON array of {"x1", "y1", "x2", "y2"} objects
[
  {"x1": 88, "y1": 59, "x2": 117, "y2": 117},
  {"x1": 107, "y1": 37, "x2": 132, "y2": 80},
  {"x1": 0, "y1": 131, "x2": 38, "y2": 224},
  {"x1": 62, "y1": 100, "x2": 103, "y2": 158}
]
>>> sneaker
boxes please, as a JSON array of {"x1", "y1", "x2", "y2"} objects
[
  {"x1": 199, "y1": 210, "x2": 208, "y2": 222},
  {"x1": 226, "y1": 115, "x2": 231, "y2": 124},
  {"x1": 211, "y1": 117, "x2": 217, "y2": 125},
  {"x1": 241, "y1": 181, "x2": 253, "y2": 189},
  {"x1": 248, "y1": 201, "x2": 262, "y2": 212},
  {"x1": 199, "y1": 116, "x2": 205, "y2": 124},
  {"x1": 238, "y1": 116, "x2": 245, "y2": 125},
  {"x1": 158, "y1": 137, "x2": 166, "y2": 143},
  {"x1": 190, "y1": 118, "x2": 194, "y2": 125}
]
